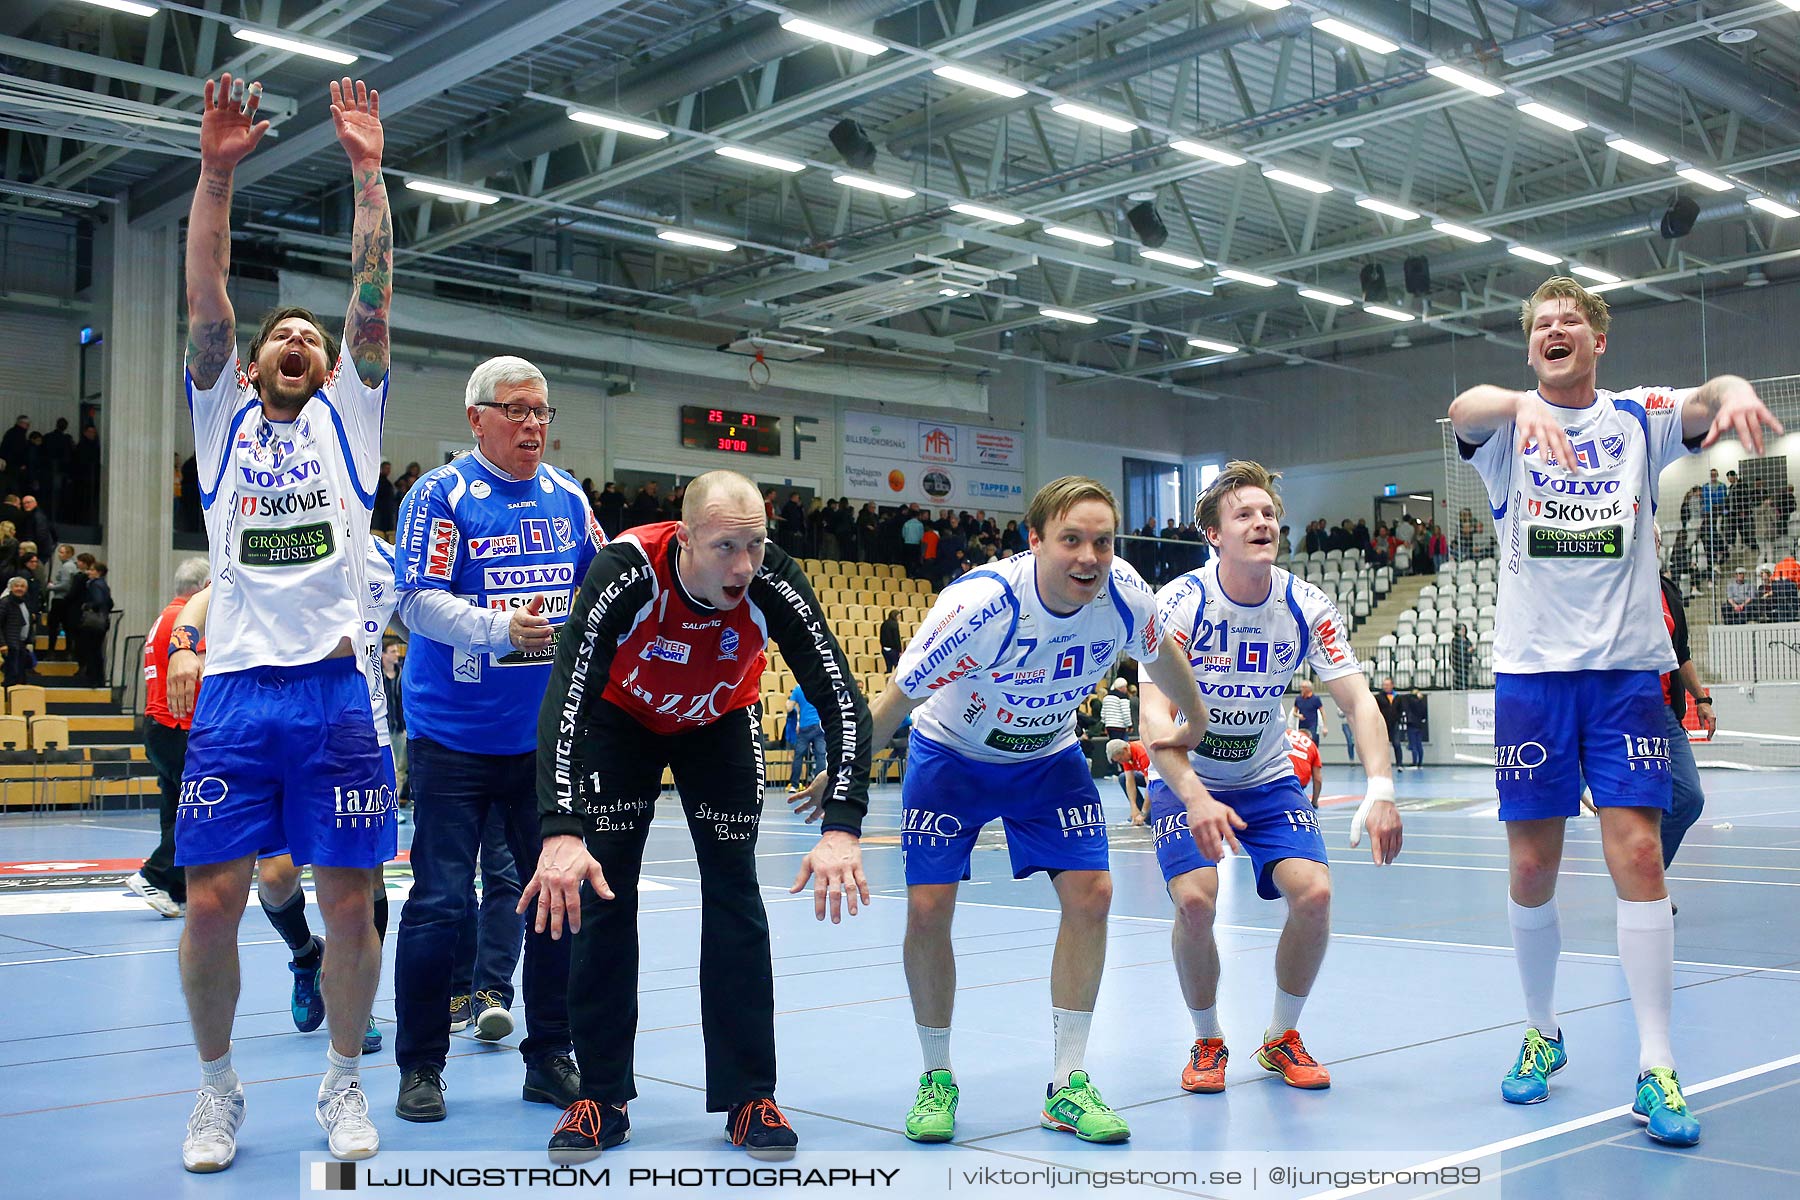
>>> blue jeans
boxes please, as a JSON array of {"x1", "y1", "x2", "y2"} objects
[
  {"x1": 1661, "y1": 705, "x2": 1705, "y2": 868},
  {"x1": 451, "y1": 805, "x2": 523, "y2": 1004},
  {"x1": 790, "y1": 724, "x2": 826, "y2": 788},
  {"x1": 1406, "y1": 727, "x2": 1424, "y2": 767},
  {"x1": 394, "y1": 737, "x2": 569, "y2": 1070}
]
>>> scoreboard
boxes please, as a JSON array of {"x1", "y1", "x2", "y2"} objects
[{"x1": 679, "y1": 406, "x2": 782, "y2": 456}]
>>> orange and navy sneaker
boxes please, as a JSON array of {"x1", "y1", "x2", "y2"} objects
[
  {"x1": 1181, "y1": 1037, "x2": 1228, "y2": 1093},
  {"x1": 728, "y1": 1097, "x2": 798, "y2": 1161},
  {"x1": 1257, "y1": 1029, "x2": 1331, "y2": 1089},
  {"x1": 547, "y1": 1099, "x2": 630, "y2": 1164}
]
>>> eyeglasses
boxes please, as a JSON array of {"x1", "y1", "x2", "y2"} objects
[{"x1": 474, "y1": 401, "x2": 556, "y2": 425}]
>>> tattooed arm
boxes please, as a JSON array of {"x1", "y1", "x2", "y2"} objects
[
  {"x1": 332, "y1": 78, "x2": 391, "y2": 389},
  {"x1": 185, "y1": 74, "x2": 268, "y2": 390}
]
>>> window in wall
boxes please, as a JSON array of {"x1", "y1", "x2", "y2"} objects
[{"x1": 1122, "y1": 458, "x2": 1181, "y2": 534}]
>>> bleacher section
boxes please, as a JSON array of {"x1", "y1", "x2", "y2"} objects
[
  {"x1": 1368, "y1": 557, "x2": 1500, "y2": 688},
  {"x1": 760, "y1": 560, "x2": 933, "y2": 785}
]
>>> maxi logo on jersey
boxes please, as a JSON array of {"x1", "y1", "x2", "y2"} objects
[
  {"x1": 901, "y1": 596, "x2": 1009, "y2": 691},
  {"x1": 426, "y1": 519, "x2": 457, "y2": 581}
]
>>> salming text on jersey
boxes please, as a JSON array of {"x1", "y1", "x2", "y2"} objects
[{"x1": 895, "y1": 552, "x2": 1162, "y2": 764}]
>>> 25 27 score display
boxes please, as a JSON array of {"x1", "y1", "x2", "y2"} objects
[{"x1": 679, "y1": 406, "x2": 782, "y2": 456}]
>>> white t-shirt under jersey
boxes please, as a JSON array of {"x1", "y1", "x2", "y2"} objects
[
  {"x1": 894, "y1": 552, "x2": 1163, "y2": 764},
  {"x1": 1460, "y1": 386, "x2": 1696, "y2": 674},
  {"x1": 1153, "y1": 561, "x2": 1362, "y2": 790},
  {"x1": 362, "y1": 537, "x2": 397, "y2": 749},
  {"x1": 187, "y1": 347, "x2": 385, "y2": 674}
]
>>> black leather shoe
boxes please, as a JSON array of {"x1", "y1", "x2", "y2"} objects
[
  {"x1": 395, "y1": 1065, "x2": 447, "y2": 1122},
  {"x1": 523, "y1": 1054, "x2": 581, "y2": 1108},
  {"x1": 548, "y1": 1099, "x2": 630, "y2": 1163}
]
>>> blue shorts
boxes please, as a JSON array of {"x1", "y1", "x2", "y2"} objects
[
  {"x1": 1494, "y1": 670, "x2": 1672, "y2": 821},
  {"x1": 257, "y1": 745, "x2": 397, "y2": 864},
  {"x1": 177, "y1": 657, "x2": 397, "y2": 869},
  {"x1": 901, "y1": 733, "x2": 1109, "y2": 885},
  {"x1": 1148, "y1": 774, "x2": 1326, "y2": 900}
]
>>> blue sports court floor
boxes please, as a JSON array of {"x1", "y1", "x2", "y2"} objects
[{"x1": 1, "y1": 765, "x2": 1797, "y2": 1198}]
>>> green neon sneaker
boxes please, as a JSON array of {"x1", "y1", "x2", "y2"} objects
[
  {"x1": 904, "y1": 1070, "x2": 959, "y2": 1142},
  {"x1": 1634, "y1": 1067, "x2": 1701, "y2": 1146},
  {"x1": 1041, "y1": 1071, "x2": 1130, "y2": 1143}
]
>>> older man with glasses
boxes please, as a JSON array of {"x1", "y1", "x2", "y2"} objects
[{"x1": 389, "y1": 356, "x2": 606, "y2": 1125}]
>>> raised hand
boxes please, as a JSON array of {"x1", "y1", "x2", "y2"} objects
[
  {"x1": 199, "y1": 74, "x2": 269, "y2": 169},
  {"x1": 1514, "y1": 392, "x2": 1579, "y2": 474},
  {"x1": 329, "y1": 77, "x2": 383, "y2": 167}
]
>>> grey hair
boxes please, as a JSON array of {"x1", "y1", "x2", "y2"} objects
[
  {"x1": 173, "y1": 556, "x2": 211, "y2": 596},
  {"x1": 1105, "y1": 739, "x2": 1128, "y2": 762},
  {"x1": 6, "y1": 577, "x2": 23, "y2": 589},
  {"x1": 464, "y1": 356, "x2": 548, "y2": 409}
]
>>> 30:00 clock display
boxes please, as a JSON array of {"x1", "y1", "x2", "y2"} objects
[{"x1": 679, "y1": 406, "x2": 782, "y2": 456}]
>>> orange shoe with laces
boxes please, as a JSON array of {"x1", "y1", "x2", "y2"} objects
[
  {"x1": 1180, "y1": 1037, "x2": 1229, "y2": 1093},
  {"x1": 728, "y1": 1097, "x2": 798, "y2": 1160},
  {"x1": 1256, "y1": 1030, "x2": 1331, "y2": 1089}
]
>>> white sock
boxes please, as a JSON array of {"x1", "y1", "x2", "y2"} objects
[
  {"x1": 1617, "y1": 897, "x2": 1676, "y2": 1073},
  {"x1": 1050, "y1": 1007, "x2": 1093, "y2": 1090},
  {"x1": 320, "y1": 1044, "x2": 361, "y2": 1097},
  {"x1": 1265, "y1": 989, "x2": 1307, "y2": 1043},
  {"x1": 915, "y1": 1024, "x2": 952, "y2": 1075},
  {"x1": 1508, "y1": 896, "x2": 1562, "y2": 1038},
  {"x1": 200, "y1": 1047, "x2": 239, "y2": 1095},
  {"x1": 1190, "y1": 1005, "x2": 1222, "y2": 1040}
]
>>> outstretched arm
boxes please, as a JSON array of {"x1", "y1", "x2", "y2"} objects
[
  {"x1": 186, "y1": 74, "x2": 269, "y2": 389},
  {"x1": 1680, "y1": 374, "x2": 1783, "y2": 454},
  {"x1": 332, "y1": 78, "x2": 391, "y2": 389}
]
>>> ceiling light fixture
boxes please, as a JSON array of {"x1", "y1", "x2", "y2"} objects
[
  {"x1": 657, "y1": 230, "x2": 738, "y2": 252},
  {"x1": 1042, "y1": 225, "x2": 1114, "y2": 247},
  {"x1": 1040, "y1": 307, "x2": 1099, "y2": 324},
  {"x1": 1677, "y1": 167, "x2": 1733, "y2": 192},
  {"x1": 1604, "y1": 137, "x2": 1669, "y2": 165},
  {"x1": 1168, "y1": 139, "x2": 1246, "y2": 166},
  {"x1": 1218, "y1": 267, "x2": 1278, "y2": 287},
  {"x1": 832, "y1": 174, "x2": 916, "y2": 199},
  {"x1": 74, "y1": 0, "x2": 159, "y2": 16},
  {"x1": 1517, "y1": 101, "x2": 1587, "y2": 132},
  {"x1": 1432, "y1": 220, "x2": 1491, "y2": 242},
  {"x1": 404, "y1": 179, "x2": 499, "y2": 205},
  {"x1": 948, "y1": 202, "x2": 1025, "y2": 224},
  {"x1": 568, "y1": 110, "x2": 668, "y2": 139},
  {"x1": 1050, "y1": 102, "x2": 1138, "y2": 133},
  {"x1": 232, "y1": 27, "x2": 359, "y2": 65},
  {"x1": 1298, "y1": 288, "x2": 1356, "y2": 306},
  {"x1": 1186, "y1": 337, "x2": 1240, "y2": 354},
  {"x1": 1262, "y1": 167, "x2": 1333, "y2": 194},
  {"x1": 1749, "y1": 196, "x2": 1800, "y2": 219},
  {"x1": 1569, "y1": 264, "x2": 1621, "y2": 283},
  {"x1": 931, "y1": 65, "x2": 1027, "y2": 98},
  {"x1": 1508, "y1": 245, "x2": 1563, "y2": 265},
  {"x1": 713, "y1": 145, "x2": 806, "y2": 172},
  {"x1": 778, "y1": 16, "x2": 887, "y2": 56},
  {"x1": 1364, "y1": 304, "x2": 1416, "y2": 321},
  {"x1": 1312, "y1": 18, "x2": 1399, "y2": 56},
  {"x1": 1357, "y1": 197, "x2": 1420, "y2": 220},
  {"x1": 1140, "y1": 249, "x2": 1207, "y2": 270},
  {"x1": 1425, "y1": 64, "x2": 1503, "y2": 98}
]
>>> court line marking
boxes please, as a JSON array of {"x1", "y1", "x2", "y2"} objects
[{"x1": 1303, "y1": 1052, "x2": 1800, "y2": 1199}]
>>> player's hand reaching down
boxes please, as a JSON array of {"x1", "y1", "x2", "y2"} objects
[
  {"x1": 1702, "y1": 377, "x2": 1783, "y2": 456},
  {"x1": 1514, "y1": 392, "x2": 1581, "y2": 473},
  {"x1": 1349, "y1": 777, "x2": 1403, "y2": 865},
  {"x1": 789, "y1": 830, "x2": 869, "y2": 923},
  {"x1": 786, "y1": 770, "x2": 828, "y2": 824},
  {"x1": 518, "y1": 834, "x2": 614, "y2": 939}
]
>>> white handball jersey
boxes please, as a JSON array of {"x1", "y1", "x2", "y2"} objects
[
  {"x1": 1460, "y1": 386, "x2": 1696, "y2": 674},
  {"x1": 1153, "y1": 562, "x2": 1361, "y2": 790},
  {"x1": 895, "y1": 552, "x2": 1163, "y2": 764},
  {"x1": 187, "y1": 347, "x2": 384, "y2": 674},
  {"x1": 363, "y1": 537, "x2": 397, "y2": 749}
]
